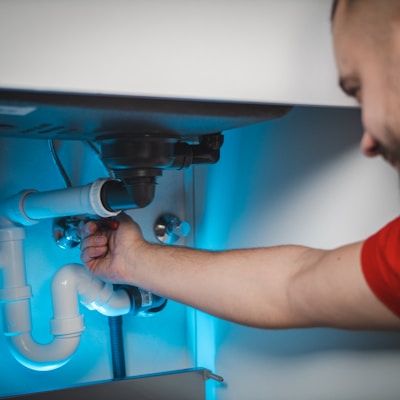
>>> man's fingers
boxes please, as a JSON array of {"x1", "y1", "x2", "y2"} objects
[
  {"x1": 78, "y1": 220, "x2": 99, "y2": 239},
  {"x1": 81, "y1": 245, "x2": 108, "y2": 264},
  {"x1": 80, "y1": 234, "x2": 107, "y2": 250}
]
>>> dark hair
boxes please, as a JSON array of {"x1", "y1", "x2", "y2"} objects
[{"x1": 330, "y1": 0, "x2": 339, "y2": 21}]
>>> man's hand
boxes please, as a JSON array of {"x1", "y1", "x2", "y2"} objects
[{"x1": 79, "y1": 213, "x2": 145, "y2": 284}]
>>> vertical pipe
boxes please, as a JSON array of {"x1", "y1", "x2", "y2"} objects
[{"x1": 108, "y1": 315, "x2": 126, "y2": 379}]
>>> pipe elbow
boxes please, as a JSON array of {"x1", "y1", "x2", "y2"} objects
[
  {"x1": 7, "y1": 333, "x2": 81, "y2": 371},
  {"x1": 53, "y1": 263, "x2": 132, "y2": 317},
  {"x1": 2, "y1": 262, "x2": 132, "y2": 371}
]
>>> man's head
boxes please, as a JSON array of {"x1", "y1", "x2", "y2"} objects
[{"x1": 332, "y1": 0, "x2": 400, "y2": 169}]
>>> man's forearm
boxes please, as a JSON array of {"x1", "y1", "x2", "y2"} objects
[
  {"x1": 127, "y1": 240, "x2": 400, "y2": 330},
  {"x1": 129, "y1": 243, "x2": 319, "y2": 328}
]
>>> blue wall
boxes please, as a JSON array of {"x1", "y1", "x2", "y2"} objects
[{"x1": 193, "y1": 105, "x2": 400, "y2": 400}]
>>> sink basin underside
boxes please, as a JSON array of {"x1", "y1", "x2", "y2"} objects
[{"x1": 0, "y1": 89, "x2": 291, "y2": 141}]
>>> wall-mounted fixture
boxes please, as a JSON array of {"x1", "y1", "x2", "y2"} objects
[{"x1": 154, "y1": 213, "x2": 190, "y2": 244}]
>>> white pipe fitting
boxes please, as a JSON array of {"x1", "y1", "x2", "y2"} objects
[
  {"x1": 52, "y1": 263, "x2": 132, "y2": 318},
  {"x1": 0, "y1": 225, "x2": 132, "y2": 371},
  {"x1": 0, "y1": 178, "x2": 120, "y2": 226}
]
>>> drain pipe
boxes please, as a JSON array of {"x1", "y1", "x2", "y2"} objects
[
  {"x1": 108, "y1": 315, "x2": 127, "y2": 379},
  {"x1": 0, "y1": 224, "x2": 132, "y2": 371},
  {"x1": 0, "y1": 223, "x2": 166, "y2": 371},
  {"x1": 0, "y1": 177, "x2": 162, "y2": 226},
  {"x1": 0, "y1": 179, "x2": 167, "y2": 371},
  {"x1": 0, "y1": 179, "x2": 120, "y2": 226}
]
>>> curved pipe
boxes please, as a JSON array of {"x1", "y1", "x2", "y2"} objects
[
  {"x1": 7, "y1": 330, "x2": 82, "y2": 372},
  {"x1": 0, "y1": 225, "x2": 132, "y2": 371},
  {"x1": 53, "y1": 263, "x2": 132, "y2": 318}
]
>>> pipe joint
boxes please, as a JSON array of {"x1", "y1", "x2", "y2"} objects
[
  {"x1": 80, "y1": 280, "x2": 115, "y2": 310},
  {"x1": 0, "y1": 179, "x2": 121, "y2": 226},
  {"x1": 87, "y1": 179, "x2": 121, "y2": 218},
  {"x1": 0, "y1": 190, "x2": 38, "y2": 226},
  {"x1": 0, "y1": 226, "x2": 26, "y2": 242},
  {"x1": 51, "y1": 315, "x2": 85, "y2": 336},
  {"x1": 81, "y1": 283, "x2": 132, "y2": 317},
  {"x1": 0, "y1": 285, "x2": 32, "y2": 302}
]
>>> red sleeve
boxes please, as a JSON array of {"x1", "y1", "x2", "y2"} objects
[{"x1": 361, "y1": 216, "x2": 400, "y2": 318}]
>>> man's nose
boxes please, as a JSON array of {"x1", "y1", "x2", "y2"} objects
[{"x1": 360, "y1": 131, "x2": 381, "y2": 157}]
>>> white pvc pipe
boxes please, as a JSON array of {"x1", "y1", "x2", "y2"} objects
[
  {"x1": 0, "y1": 178, "x2": 120, "y2": 226},
  {"x1": 0, "y1": 225, "x2": 132, "y2": 371},
  {"x1": 52, "y1": 263, "x2": 132, "y2": 318},
  {"x1": 7, "y1": 334, "x2": 82, "y2": 371}
]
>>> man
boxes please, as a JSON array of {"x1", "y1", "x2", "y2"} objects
[{"x1": 80, "y1": 0, "x2": 400, "y2": 331}]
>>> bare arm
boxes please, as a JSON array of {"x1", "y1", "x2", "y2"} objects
[{"x1": 80, "y1": 214, "x2": 400, "y2": 331}]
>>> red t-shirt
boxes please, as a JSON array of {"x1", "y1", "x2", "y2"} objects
[{"x1": 361, "y1": 216, "x2": 400, "y2": 318}]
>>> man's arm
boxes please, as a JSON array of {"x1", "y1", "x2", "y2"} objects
[{"x1": 80, "y1": 214, "x2": 400, "y2": 330}]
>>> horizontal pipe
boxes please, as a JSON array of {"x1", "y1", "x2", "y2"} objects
[
  {"x1": 0, "y1": 179, "x2": 120, "y2": 226},
  {"x1": 0, "y1": 176, "x2": 161, "y2": 227}
]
